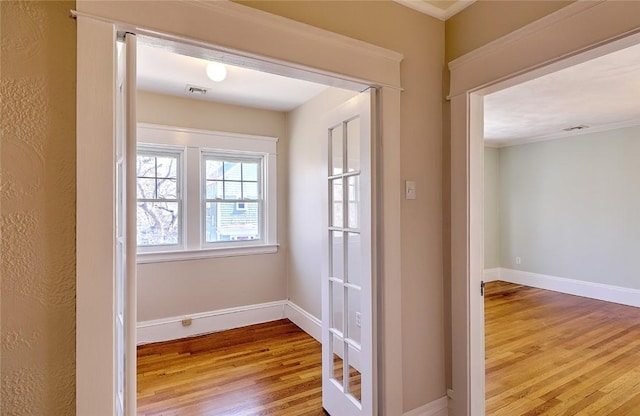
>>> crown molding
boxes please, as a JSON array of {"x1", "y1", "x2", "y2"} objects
[{"x1": 393, "y1": 0, "x2": 475, "y2": 21}]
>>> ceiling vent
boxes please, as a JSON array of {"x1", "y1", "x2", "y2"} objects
[
  {"x1": 563, "y1": 124, "x2": 590, "y2": 132},
  {"x1": 185, "y1": 85, "x2": 208, "y2": 95}
]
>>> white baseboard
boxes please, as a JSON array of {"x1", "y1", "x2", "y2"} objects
[
  {"x1": 499, "y1": 268, "x2": 640, "y2": 308},
  {"x1": 284, "y1": 301, "x2": 322, "y2": 343},
  {"x1": 403, "y1": 396, "x2": 448, "y2": 416},
  {"x1": 483, "y1": 268, "x2": 501, "y2": 282},
  {"x1": 137, "y1": 300, "x2": 286, "y2": 345}
]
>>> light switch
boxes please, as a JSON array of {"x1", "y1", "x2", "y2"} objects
[{"x1": 405, "y1": 180, "x2": 416, "y2": 200}]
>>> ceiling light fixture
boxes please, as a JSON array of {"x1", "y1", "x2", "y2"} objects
[{"x1": 206, "y1": 62, "x2": 227, "y2": 82}]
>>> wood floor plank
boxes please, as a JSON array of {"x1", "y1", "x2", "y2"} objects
[
  {"x1": 486, "y1": 281, "x2": 640, "y2": 415},
  {"x1": 137, "y1": 319, "x2": 330, "y2": 416}
]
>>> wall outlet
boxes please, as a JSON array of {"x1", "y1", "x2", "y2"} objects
[
  {"x1": 355, "y1": 312, "x2": 361, "y2": 327},
  {"x1": 515, "y1": 256, "x2": 522, "y2": 265},
  {"x1": 181, "y1": 318, "x2": 193, "y2": 327}
]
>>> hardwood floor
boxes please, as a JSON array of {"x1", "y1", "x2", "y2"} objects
[
  {"x1": 137, "y1": 319, "x2": 331, "y2": 416},
  {"x1": 485, "y1": 281, "x2": 640, "y2": 415}
]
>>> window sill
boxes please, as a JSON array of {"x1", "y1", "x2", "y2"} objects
[{"x1": 136, "y1": 244, "x2": 279, "y2": 264}]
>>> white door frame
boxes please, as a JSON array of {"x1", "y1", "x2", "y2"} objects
[
  {"x1": 76, "y1": 2, "x2": 404, "y2": 415},
  {"x1": 449, "y1": 2, "x2": 640, "y2": 415}
]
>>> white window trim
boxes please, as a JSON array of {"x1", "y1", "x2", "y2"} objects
[{"x1": 136, "y1": 123, "x2": 278, "y2": 263}]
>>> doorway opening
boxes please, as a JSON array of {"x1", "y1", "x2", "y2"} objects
[
  {"x1": 126, "y1": 34, "x2": 377, "y2": 415},
  {"x1": 468, "y1": 31, "x2": 640, "y2": 415}
]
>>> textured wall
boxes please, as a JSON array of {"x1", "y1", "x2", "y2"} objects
[{"x1": 1, "y1": 1, "x2": 76, "y2": 414}]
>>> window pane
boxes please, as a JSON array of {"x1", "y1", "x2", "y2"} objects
[
  {"x1": 331, "y1": 178, "x2": 343, "y2": 228},
  {"x1": 243, "y1": 182, "x2": 258, "y2": 200},
  {"x1": 206, "y1": 160, "x2": 223, "y2": 180},
  {"x1": 224, "y1": 181, "x2": 242, "y2": 200},
  {"x1": 331, "y1": 124, "x2": 344, "y2": 175},
  {"x1": 137, "y1": 201, "x2": 179, "y2": 246},
  {"x1": 137, "y1": 155, "x2": 156, "y2": 178},
  {"x1": 347, "y1": 175, "x2": 359, "y2": 229},
  {"x1": 205, "y1": 202, "x2": 259, "y2": 242},
  {"x1": 137, "y1": 178, "x2": 156, "y2": 199},
  {"x1": 224, "y1": 161, "x2": 242, "y2": 180},
  {"x1": 156, "y1": 156, "x2": 177, "y2": 178},
  {"x1": 331, "y1": 231, "x2": 344, "y2": 280},
  {"x1": 157, "y1": 178, "x2": 177, "y2": 199},
  {"x1": 242, "y1": 162, "x2": 258, "y2": 181},
  {"x1": 206, "y1": 180, "x2": 223, "y2": 199},
  {"x1": 346, "y1": 117, "x2": 360, "y2": 172}
]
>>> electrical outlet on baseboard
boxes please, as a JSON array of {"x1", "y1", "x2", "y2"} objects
[{"x1": 515, "y1": 256, "x2": 522, "y2": 265}]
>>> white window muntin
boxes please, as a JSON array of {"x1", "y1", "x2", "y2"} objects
[
  {"x1": 201, "y1": 151, "x2": 265, "y2": 247},
  {"x1": 135, "y1": 145, "x2": 185, "y2": 252}
]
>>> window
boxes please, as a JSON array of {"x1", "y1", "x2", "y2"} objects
[
  {"x1": 203, "y1": 156, "x2": 261, "y2": 243},
  {"x1": 136, "y1": 124, "x2": 278, "y2": 262},
  {"x1": 136, "y1": 149, "x2": 182, "y2": 249}
]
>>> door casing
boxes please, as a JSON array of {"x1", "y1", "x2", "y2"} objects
[
  {"x1": 75, "y1": 2, "x2": 403, "y2": 415},
  {"x1": 449, "y1": 2, "x2": 640, "y2": 414}
]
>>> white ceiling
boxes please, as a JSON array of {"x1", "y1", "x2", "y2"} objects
[
  {"x1": 137, "y1": 44, "x2": 329, "y2": 112},
  {"x1": 484, "y1": 42, "x2": 640, "y2": 147},
  {"x1": 393, "y1": 0, "x2": 475, "y2": 20}
]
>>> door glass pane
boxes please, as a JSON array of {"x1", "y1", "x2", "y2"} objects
[
  {"x1": 346, "y1": 344, "x2": 362, "y2": 403},
  {"x1": 331, "y1": 178, "x2": 343, "y2": 227},
  {"x1": 331, "y1": 280, "x2": 344, "y2": 334},
  {"x1": 346, "y1": 117, "x2": 360, "y2": 172},
  {"x1": 331, "y1": 124, "x2": 344, "y2": 175},
  {"x1": 347, "y1": 232, "x2": 362, "y2": 287},
  {"x1": 347, "y1": 286, "x2": 361, "y2": 346},
  {"x1": 331, "y1": 333, "x2": 344, "y2": 388},
  {"x1": 347, "y1": 175, "x2": 359, "y2": 229},
  {"x1": 331, "y1": 231, "x2": 344, "y2": 280}
]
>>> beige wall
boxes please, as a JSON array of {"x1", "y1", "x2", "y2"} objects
[
  {"x1": 483, "y1": 147, "x2": 500, "y2": 270},
  {"x1": 1, "y1": 1, "x2": 76, "y2": 414},
  {"x1": 286, "y1": 88, "x2": 358, "y2": 319},
  {"x1": 445, "y1": 0, "x2": 573, "y2": 62},
  {"x1": 136, "y1": 91, "x2": 288, "y2": 321},
  {"x1": 239, "y1": 1, "x2": 447, "y2": 410}
]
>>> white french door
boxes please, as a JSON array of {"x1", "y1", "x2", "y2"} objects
[
  {"x1": 115, "y1": 32, "x2": 138, "y2": 416},
  {"x1": 322, "y1": 90, "x2": 375, "y2": 416}
]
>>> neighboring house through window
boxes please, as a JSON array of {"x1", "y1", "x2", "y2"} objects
[{"x1": 136, "y1": 123, "x2": 278, "y2": 262}]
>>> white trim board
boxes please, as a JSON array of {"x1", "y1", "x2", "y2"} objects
[
  {"x1": 482, "y1": 268, "x2": 501, "y2": 283},
  {"x1": 137, "y1": 301, "x2": 286, "y2": 345},
  {"x1": 403, "y1": 396, "x2": 448, "y2": 416},
  {"x1": 284, "y1": 301, "x2": 322, "y2": 343},
  {"x1": 489, "y1": 268, "x2": 640, "y2": 308},
  {"x1": 137, "y1": 300, "x2": 324, "y2": 345}
]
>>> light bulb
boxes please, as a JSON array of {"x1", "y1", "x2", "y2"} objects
[{"x1": 206, "y1": 62, "x2": 227, "y2": 82}]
